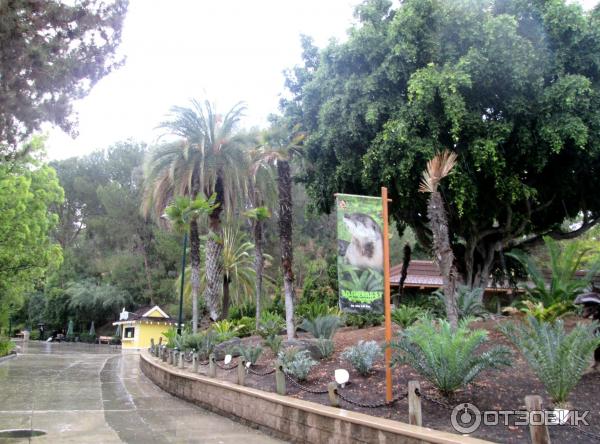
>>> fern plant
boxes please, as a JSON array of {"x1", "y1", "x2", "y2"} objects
[
  {"x1": 235, "y1": 344, "x2": 263, "y2": 365},
  {"x1": 391, "y1": 305, "x2": 429, "y2": 329},
  {"x1": 499, "y1": 317, "x2": 600, "y2": 406},
  {"x1": 300, "y1": 315, "x2": 341, "y2": 339},
  {"x1": 341, "y1": 340, "x2": 382, "y2": 375},
  {"x1": 393, "y1": 318, "x2": 511, "y2": 396},
  {"x1": 278, "y1": 347, "x2": 317, "y2": 381}
]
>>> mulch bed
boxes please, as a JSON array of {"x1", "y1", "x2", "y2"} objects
[{"x1": 203, "y1": 318, "x2": 600, "y2": 443}]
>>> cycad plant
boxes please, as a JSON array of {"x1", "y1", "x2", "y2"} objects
[
  {"x1": 393, "y1": 318, "x2": 511, "y2": 397},
  {"x1": 433, "y1": 285, "x2": 487, "y2": 320},
  {"x1": 391, "y1": 305, "x2": 429, "y2": 329},
  {"x1": 300, "y1": 315, "x2": 341, "y2": 339},
  {"x1": 507, "y1": 237, "x2": 600, "y2": 320},
  {"x1": 500, "y1": 317, "x2": 600, "y2": 406},
  {"x1": 419, "y1": 150, "x2": 460, "y2": 328}
]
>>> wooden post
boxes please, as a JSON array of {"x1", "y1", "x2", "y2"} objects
[
  {"x1": 179, "y1": 352, "x2": 185, "y2": 369},
  {"x1": 275, "y1": 361, "x2": 286, "y2": 395},
  {"x1": 208, "y1": 353, "x2": 216, "y2": 378},
  {"x1": 150, "y1": 338, "x2": 155, "y2": 355},
  {"x1": 328, "y1": 382, "x2": 339, "y2": 407},
  {"x1": 192, "y1": 352, "x2": 199, "y2": 373},
  {"x1": 168, "y1": 349, "x2": 173, "y2": 365},
  {"x1": 382, "y1": 186, "x2": 393, "y2": 403},
  {"x1": 525, "y1": 395, "x2": 551, "y2": 444},
  {"x1": 408, "y1": 381, "x2": 422, "y2": 427},
  {"x1": 161, "y1": 347, "x2": 167, "y2": 362},
  {"x1": 237, "y1": 358, "x2": 246, "y2": 386}
]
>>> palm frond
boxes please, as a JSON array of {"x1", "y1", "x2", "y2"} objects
[{"x1": 419, "y1": 150, "x2": 458, "y2": 194}]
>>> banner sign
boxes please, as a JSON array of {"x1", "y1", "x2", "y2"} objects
[{"x1": 336, "y1": 194, "x2": 384, "y2": 313}]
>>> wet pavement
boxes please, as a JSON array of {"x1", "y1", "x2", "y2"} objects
[{"x1": 0, "y1": 342, "x2": 283, "y2": 443}]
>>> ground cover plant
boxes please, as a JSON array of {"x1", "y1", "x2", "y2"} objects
[
  {"x1": 278, "y1": 347, "x2": 317, "y2": 381},
  {"x1": 341, "y1": 340, "x2": 382, "y2": 375}
]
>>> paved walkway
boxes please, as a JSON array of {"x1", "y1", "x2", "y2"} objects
[{"x1": 0, "y1": 342, "x2": 283, "y2": 443}]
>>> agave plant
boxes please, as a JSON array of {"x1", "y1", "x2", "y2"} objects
[
  {"x1": 499, "y1": 317, "x2": 600, "y2": 406},
  {"x1": 300, "y1": 315, "x2": 341, "y2": 340},
  {"x1": 393, "y1": 318, "x2": 511, "y2": 396}
]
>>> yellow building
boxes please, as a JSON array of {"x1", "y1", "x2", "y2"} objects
[{"x1": 113, "y1": 305, "x2": 177, "y2": 351}]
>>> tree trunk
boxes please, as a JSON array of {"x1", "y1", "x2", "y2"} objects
[
  {"x1": 222, "y1": 275, "x2": 230, "y2": 320},
  {"x1": 204, "y1": 172, "x2": 224, "y2": 321},
  {"x1": 427, "y1": 191, "x2": 459, "y2": 328},
  {"x1": 398, "y1": 244, "x2": 411, "y2": 305},
  {"x1": 189, "y1": 218, "x2": 201, "y2": 333},
  {"x1": 278, "y1": 160, "x2": 295, "y2": 339},
  {"x1": 254, "y1": 217, "x2": 264, "y2": 330}
]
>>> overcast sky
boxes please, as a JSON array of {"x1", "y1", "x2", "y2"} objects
[{"x1": 45, "y1": 0, "x2": 599, "y2": 160}]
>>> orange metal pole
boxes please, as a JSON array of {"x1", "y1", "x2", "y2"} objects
[{"x1": 382, "y1": 187, "x2": 393, "y2": 403}]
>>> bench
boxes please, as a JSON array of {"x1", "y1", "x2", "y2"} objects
[{"x1": 98, "y1": 336, "x2": 112, "y2": 344}]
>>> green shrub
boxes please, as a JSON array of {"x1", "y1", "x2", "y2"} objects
[
  {"x1": 515, "y1": 300, "x2": 573, "y2": 322},
  {"x1": 393, "y1": 318, "x2": 511, "y2": 396},
  {"x1": 79, "y1": 332, "x2": 96, "y2": 343},
  {"x1": 29, "y1": 330, "x2": 40, "y2": 341},
  {"x1": 263, "y1": 334, "x2": 283, "y2": 354},
  {"x1": 391, "y1": 305, "x2": 429, "y2": 329},
  {"x1": 0, "y1": 337, "x2": 15, "y2": 357},
  {"x1": 228, "y1": 302, "x2": 256, "y2": 321},
  {"x1": 162, "y1": 327, "x2": 178, "y2": 348},
  {"x1": 341, "y1": 340, "x2": 382, "y2": 375},
  {"x1": 181, "y1": 330, "x2": 219, "y2": 358},
  {"x1": 278, "y1": 347, "x2": 317, "y2": 381},
  {"x1": 296, "y1": 301, "x2": 340, "y2": 322},
  {"x1": 210, "y1": 320, "x2": 240, "y2": 342},
  {"x1": 499, "y1": 317, "x2": 600, "y2": 406},
  {"x1": 345, "y1": 312, "x2": 383, "y2": 329},
  {"x1": 257, "y1": 312, "x2": 285, "y2": 339},
  {"x1": 301, "y1": 315, "x2": 341, "y2": 339},
  {"x1": 434, "y1": 286, "x2": 487, "y2": 320},
  {"x1": 234, "y1": 316, "x2": 255, "y2": 337},
  {"x1": 316, "y1": 338, "x2": 335, "y2": 359},
  {"x1": 235, "y1": 344, "x2": 263, "y2": 365}
]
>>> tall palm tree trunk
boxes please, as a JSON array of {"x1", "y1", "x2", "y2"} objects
[
  {"x1": 278, "y1": 160, "x2": 295, "y2": 339},
  {"x1": 205, "y1": 173, "x2": 225, "y2": 321},
  {"x1": 189, "y1": 218, "x2": 201, "y2": 332},
  {"x1": 253, "y1": 217, "x2": 264, "y2": 330},
  {"x1": 427, "y1": 191, "x2": 459, "y2": 328},
  {"x1": 222, "y1": 275, "x2": 231, "y2": 320}
]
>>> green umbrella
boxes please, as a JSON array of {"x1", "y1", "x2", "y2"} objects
[
  {"x1": 89, "y1": 321, "x2": 95, "y2": 336},
  {"x1": 67, "y1": 320, "x2": 74, "y2": 336}
]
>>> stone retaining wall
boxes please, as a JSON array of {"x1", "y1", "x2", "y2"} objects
[{"x1": 140, "y1": 351, "x2": 491, "y2": 444}]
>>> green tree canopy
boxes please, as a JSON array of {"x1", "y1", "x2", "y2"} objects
[
  {"x1": 283, "y1": 0, "x2": 600, "y2": 287},
  {"x1": 0, "y1": 138, "x2": 64, "y2": 326},
  {"x1": 0, "y1": 0, "x2": 128, "y2": 156}
]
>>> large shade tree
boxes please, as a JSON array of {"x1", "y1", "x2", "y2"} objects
[
  {"x1": 144, "y1": 100, "x2": 248, "y2": 322},
  {"x1": 282, "y1": 0, "x2": 600, "y2": 289},
  {"x1": 0, "y1": 0, "x2": 128, "y2": 158}
]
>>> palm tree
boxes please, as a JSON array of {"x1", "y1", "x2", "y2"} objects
[
  {"x1": 419, "y1": 150, "x2": 459, "y2": 328},
  {"x1": 245, "y1": 205, "x2": 271, "y2": 329},
  {"x1": 253, "y1": 125, "x2": 304, "y2": 339},
  {"x1": 144, "y1": 99, "x2": 248, "y2": 322},
  {"x1": 164, "y1": 195, "x2": 217, "y2": 332},
  {"x1": 178, "y1": 221, "x2": 257, "y2": 315}
]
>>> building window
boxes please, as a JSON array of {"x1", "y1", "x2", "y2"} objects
[{"x1": 124, "y1": 327, "x2": 135, "y2": 339}]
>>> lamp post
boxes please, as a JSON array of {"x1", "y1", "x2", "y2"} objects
[{"x1": 177, "y1": 232, "x2": 187, "y2": 335}]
